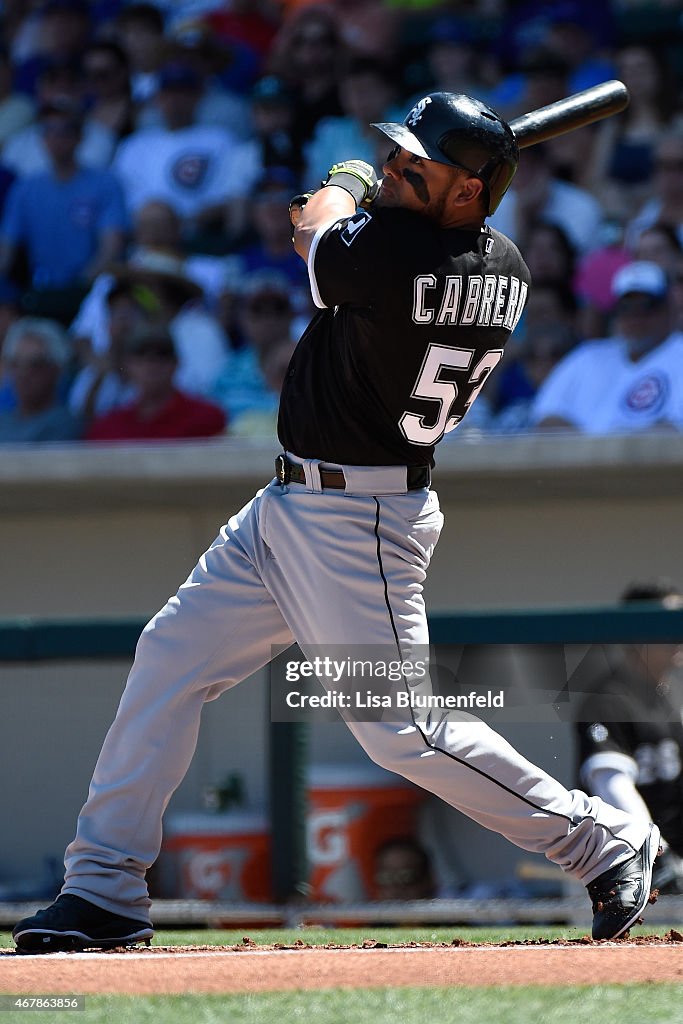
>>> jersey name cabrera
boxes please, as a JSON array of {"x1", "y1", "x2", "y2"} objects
[{"x1": 278, "y1": 207, "x2": 530, "y2": 466}]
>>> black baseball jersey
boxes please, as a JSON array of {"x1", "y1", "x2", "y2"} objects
[
  {"x1": 278, "y1": 206, "x2": 530, "y2": 466},
  {"x1": 576, "y1": 665, "x2": 683, "y2": 854}
]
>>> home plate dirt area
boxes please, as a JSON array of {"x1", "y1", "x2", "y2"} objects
[{"x1": 2, "y1": 934, "x2": 683, "y2": 994}]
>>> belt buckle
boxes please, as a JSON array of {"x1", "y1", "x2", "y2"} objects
[{"x1": 275, "y1": 453, "x2": 291, "y2": 485}]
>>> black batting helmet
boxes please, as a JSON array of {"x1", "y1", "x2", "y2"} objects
[{"x1": 372, "y1": 92, "x2": 519, "y2": 214}]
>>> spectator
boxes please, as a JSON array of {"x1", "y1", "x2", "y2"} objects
[
  {"x1": 266, "y1": 5, "x2": 345, "y2": 147},
  {"x1": 0, "y1": 46, "x2": 35, "y2": 147},
  {"x1": 93, "y1": 251, "x2": 229, "y2": 399},
  {"x1": 0, "y1": 100, "x2": 127, "y2": 323},
  {"x1": 531, "y1": 261, "x2": 683, "y2": 433},
  {"x1": 87, "y1": 324, "x2": 226, "y2": 442},
  {"x1": 212, "y1": 270, "x2": 296, "y2": 431},
  {"x1": 583, "y1": 45, "x2": 676, "y2": 220},
  {"x1": 81, "y1": 40, "x2": 136, "y2": 143},
  {"x1": 576, "y1": 579, "x2": 683, "y2": 894},
  {"x1": 11, "y1": 0, "x2": 92, "y2": 98},
  {"x1": 523, "y1": 221, "x2": 576, "y2": 289},
  {"x1": 489, "y1": 246, "x2": 580, "y2": 406},
  {"x1": 573, "y1": 218, "x2": 633, "y2": 340},
  {"x1": 112, "y1": 2, "x2": 167, "y2": 106},
  {"x1": 137, "y1": 25, "x2": 252, "y2": 140},
  {"x1": 304, "y1": 56, "x2": 400, "y2": 187},
  {"x1": 228, "y1": 338, "x2": 295, "y2": 439},
  {"x1": 240, "y1": 75, "x2": 304, "y2": 187},
  {"x1": 0, "y1": 316, "x2": 82, "y2": 442},
  {"x1": 405, "y1": 16, "x2": 490, "y2": 105},
  {"x1": 491, "y1": 0, "x2": 615, "y2": 108},
  {"x1": 202, "y1": 0, "x2": 279, "y2": 93},
  {"x1": 523, "y1": 281, "x2": 578, "y2": 336},
  {"x1": 112, "y1": 62, "x2": 259, "y2": 241},
  {"x1": 633, "y1": 222, "x2": 683, "y2": 279},
  {"x1": 540, "y1": 11, "x2": 615, "y2": 94},
  {"x1": 372, "y1": 837, "x2": 436, "y2": 901},
  {"x1": 626, "y1": 129, "x2": 683, "y2": 251},
  {"x1": 3, "y1": 61, "x2": 117, "y2": 177},
  {"x1": 69, "y1": 197, "x2": 235, "y2": 362},
  {"x1": 499, "y1": 49, "x2": 573, "y2": 123},
  {"x1": 129, "y1": 199, "x2": 239, "y2": 311},
  {"x1": 491, "y1": 323, "x2": 577, "y2": 432},
  {"x1": 67, "y1": 279, "x2": 148, "y2": 421},
  {"x1": 231, "y1": 169, "x2": 310, "y2": 316},
  {"x1": 330, "y1": 0, "x2": 401, "y2": 61},
  {"x1": 489, "y1": 143, "x2": 604, "y2": 255}
]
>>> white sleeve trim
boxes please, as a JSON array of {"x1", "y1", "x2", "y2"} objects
[
  {"x1": 307, "y1": 216, "x2": 344, "y2": 309},
  {"x1": 581, "y1": 751, "x2": 639, "y2": 787}
]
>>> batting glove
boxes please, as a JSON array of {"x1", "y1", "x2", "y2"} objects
[{"x1": 323, "y1": 159, "x2": 379, "y2": 206}]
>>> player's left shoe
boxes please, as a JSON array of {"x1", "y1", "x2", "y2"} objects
[
  {"x1": 587, "y1": 823, "x2": 661, "y2": 940},
  {"x1": 12, "y1": 893, "x2": 153, "y2": 952}
]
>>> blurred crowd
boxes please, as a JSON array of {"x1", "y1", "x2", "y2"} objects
[{"x1": 0, "y1": 0, "x2": 683, "y2": 443}]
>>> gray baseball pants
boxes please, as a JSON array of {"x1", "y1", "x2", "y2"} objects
[{"x1": 62, "y1": 458, "x2": 649, "y2": 920}]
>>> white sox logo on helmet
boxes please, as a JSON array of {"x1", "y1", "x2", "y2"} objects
[{"x1": 406, "y1": 96, "x2": 432, "y2": 127}]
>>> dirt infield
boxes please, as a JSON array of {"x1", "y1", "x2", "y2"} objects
[{"x1": 2, "y1": 935, "x2": 683, "y2": 994}]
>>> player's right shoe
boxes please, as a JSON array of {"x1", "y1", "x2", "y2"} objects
[
  {"x1": 587, "y1": 823, "x2": 661, "y2": 940},
  {"x1": 12, "y1": 893, "x2": 154, "y2": 952}
]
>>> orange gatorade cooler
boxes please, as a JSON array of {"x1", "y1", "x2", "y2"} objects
[
  {"x1": 307, "y1": 764, "x2": 423, "y2": 901},
  {"x1": 161, "y1": 811, "x2": 271, "y2": 901}
]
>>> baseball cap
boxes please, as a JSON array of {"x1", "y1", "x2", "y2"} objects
[{"x1": 611, "y1": 261, "x2": 668, "y2": 300}]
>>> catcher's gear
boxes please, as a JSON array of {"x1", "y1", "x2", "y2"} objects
[
  {"x1": 288, "y1": 191, "x2": 316, "y2": 240},
  {"x1": 322, "y1": 159, "x2": 380, "y2": 206},
  {"x1": 372, "y1": 91, "x2": 518, "y2": 214}
]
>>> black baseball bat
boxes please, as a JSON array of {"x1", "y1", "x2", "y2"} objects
[{"x1": 509, "y1": 79, "x2": 629, "y2": 149}]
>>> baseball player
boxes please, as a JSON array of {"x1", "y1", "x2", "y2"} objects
[
  {"x1": 14, "y1": 92, "x2": 660, "y2": 952},
  {"x1": 577, "y1": 579, "x2": 683, "y2": 893}
]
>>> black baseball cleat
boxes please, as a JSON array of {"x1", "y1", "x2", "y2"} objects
[
  {"x1": 12, "y1": 893, "x2": 154, "y2": 953},
  {"x1": 587, "y1": 823, "x2": 661, "y2": 940}
]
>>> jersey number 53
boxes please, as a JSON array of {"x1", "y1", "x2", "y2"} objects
[{"x1": 400, "y1": 344, "x2": 503, "y2": 445}]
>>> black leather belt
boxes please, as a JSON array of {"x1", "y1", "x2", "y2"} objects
[{"x1": 275, "y1": 454, "x2": 430, "y2": 490}]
